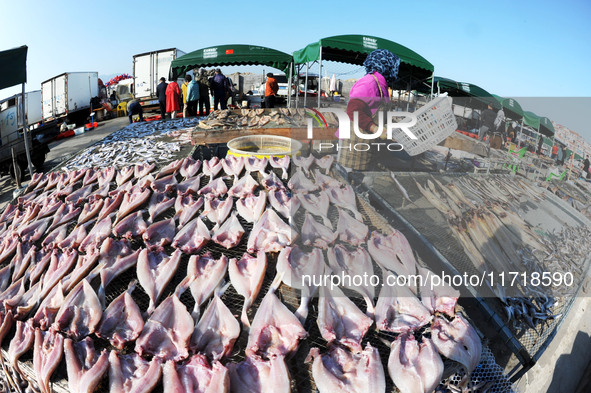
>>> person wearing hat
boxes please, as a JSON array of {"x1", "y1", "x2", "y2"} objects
[
  {"x1": 337, "y1": 48, "x2": 400, "y2": 172},
  {"x1": 211, "y1": 68, "x2": 229, "y2": 110},
  {"x1": 197, "y1": 69, "x2": 211, "y2": 116},
  {"x1": 156, "y1": 77, "x2": 168, "y2": 118}
]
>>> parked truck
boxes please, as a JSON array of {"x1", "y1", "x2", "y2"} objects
[
  {"x1": 133, "y1": 48, "x2": 186, "y2": 108},
  {"x1": 0, "y1": 91, "x2": 53, "y2": 178},
  {"x1": 42, "y1": 72, "x2": 99, "y2": 124}
]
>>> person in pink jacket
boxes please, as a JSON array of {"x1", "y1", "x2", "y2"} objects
[{"x1": 166, "y1": 80, "x2": 181, "y2": 118}]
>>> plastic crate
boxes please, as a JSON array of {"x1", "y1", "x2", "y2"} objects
[{"x1": 393, "y1": 93, "x2": 457, "y2": 156}]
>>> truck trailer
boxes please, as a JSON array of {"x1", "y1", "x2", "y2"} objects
[
  {"x1": 133, "y1": 48, "x2": 186, "y2": 108},
  {"x1": 41, "y1": 72, "x2": 99, "y2": 123}
]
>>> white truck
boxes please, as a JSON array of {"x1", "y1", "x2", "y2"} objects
[
  {"x1": 41, "y1": 72, "x2": 99, "y2": 123},
  {"x1": 0, "y1": 91, "x2": 53, "y2": 177},
  {"x1": 133, "y1": 48, "x2": 186, "y2": 107}
]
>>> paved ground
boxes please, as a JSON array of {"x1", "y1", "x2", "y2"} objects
[{"x1": 0, "y1": 116, "x2": 129, "y2": 210}]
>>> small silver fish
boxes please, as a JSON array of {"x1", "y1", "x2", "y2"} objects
[{"x1": 390, "y1": 172, "x2": 413, "y2": 203}]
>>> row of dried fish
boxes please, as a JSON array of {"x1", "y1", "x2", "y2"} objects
[
  {"x1": 196, "y1": 108, "x2": 340, "y2": 130},
  {"x1": 60, "y1": 119, "x2": 196, "y2": 171},
  {"x1": 414, "y1": 175, "x2": 584, "y2": 334},
  {"x1": 0, "y1": 152, "x2": 496, "y2": 392}
]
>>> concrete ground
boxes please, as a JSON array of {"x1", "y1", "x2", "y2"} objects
[
  {"x1": 0, "y1": 115, "x2": 129, "y2": 210},
  {"x1": 515, "y1": 277, "x2": 591, "y2": 393}
]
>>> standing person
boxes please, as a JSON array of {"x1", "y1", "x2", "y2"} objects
[
  {"x1": 211, "y1": 68, "x2": 229, "y2": 110},
  {"x1": 197, "y1": 69, "x2": 211, "y2": 116},
  {"x1": 181, "y1": 76, "x2": 190, "y2": 118},
  {"x1": 264, "y1": 73, "x2": 279, "y2": 108},
  {"x1": 185, "y1": 75, "x2": 200, "y2": 117},
  {"x1": 165, "y1": 79, "x2": 181, "y2": 119},
  {"x1": 551, "y1": 143, "x2": 558, "y2": 160},
  {"x1": 156, "y1": 77, "x2": 168, "y2": 118},
  {"x1": 337, "y1": 49, "x2": 400, "y2": 171},
  {"x1": 479, "y1": 104, "x2": 496, "y2": 142},
  {"x1": 583, "y1": 156, "x2": 590, "y2": 179},
  {"x1": 557, "y1": 145, "x2": 563, "y2": 165},
  {"x1": 126, "y1": 99, "x2": 144, "y2": 124}
]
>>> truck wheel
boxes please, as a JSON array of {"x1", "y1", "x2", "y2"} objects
[{"x1": 8, "y1": 163, "x2": 23, "y2": 182}]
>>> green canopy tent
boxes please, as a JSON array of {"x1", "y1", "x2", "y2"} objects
[
  {"x1": 293, "y1": 34, "x2": 434, "y2": 107},
  {"x1": 169, "y1": 44, "x2": 294, "y2": 105},
  {"x1": 0, "y1": 45, "x2": 33, "y2": 177},
  {"x1": 539, "y1": 117, "x2": 555, "y2": 137}
]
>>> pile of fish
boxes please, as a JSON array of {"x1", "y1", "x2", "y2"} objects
[
  {"x1": 0, "y1": 151, "x2": 497, "y2": 393},
  {"x1": 196, "y1": 108, "x2": 339, "y2": 130},
  {"x1": 545, "y1": 180, "x2": 591, "y2": 221},
  {"x1": 60, "y1": 118, "x2": 199, "y2": 171},
  {"x1": 416, "y1": 175, "x2": 590, "y2": 334}
]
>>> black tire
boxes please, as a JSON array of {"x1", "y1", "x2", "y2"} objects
[{"x1": 31, "y1": 152, "x2": 46, "y2": 171}]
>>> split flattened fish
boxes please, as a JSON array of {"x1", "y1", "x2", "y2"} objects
[
  {"x1": 222, "y1": 155, "x2": 245, "y2": 183},
  {"x1": 288, "y1": 168, "x2": 318, "y2": 193},
  {"x1": 78, "y1": 198, "x2": 104, "y2": 225},
  {"x1": 276, "y1": 246, "x2": 324, "y2": 323},
  {"x1": 388, "y1": 334, "x2": 443, "y2": 393},
  {"x1": 179, "y1": 157, "x2": 202, "y2": 179},
  {"x1": 135, "y1": 288, "x2": 194, "y2": 362},
  {"x1": 108, "y1": 351, "x2": 162, "y2": 393},
  {"x1": 96, "y1": 191, "x2": 124, "y2": 221},
  {"x1": 317, "y1": 285, "x2": 373, "y2": 352},
  {"x1": 171, "y1": 215, "x2": 210, "y2": 254},
  {"x1": 53, "y1": 279, "x2": 102, "y2": 340},
  {"x1": 64, "y1": 337, "x2": 109, "y2": 393},
  {"x1": 183, "y1": 252, "x2": 228, "y2": 320},
  {"x1": 137, "y1": 248, "x2": 183, "y2": 314},
  {"x1": 79, "y1": 215, "x2": 113, "y2": 253},
  {"x1": 418, "y1": 267, "x2": 459, "y2": 317},
  {"x1": 327, "y1": 245, "x2": 375, "y2": 316},
  {"x1": 32, "y1": 282, "x2": 65, "y2": 330},
  {"x1": 269, "y1": 155, "x2": 290, "y2": 180},
  {"x1": 261, "y1": 171, "x2": 286, "y2": 191},
  {"x1": 112, "y1": 211, "x2": 148, "y2": 239},
  {"x1": 308, "y1": 343, "x2": 385, "y2": 393},
  {"x1": 134, "y1": 162, "x2": 156, "y2": 178},
  {"x1": 33, "y1": 328, "x2": 64, "y2": 393},
  {"x1": 156, "y1": 158, "x2": 183, "y2": 178},
  {"x1": 336, "y1": 208, "x2": 368, "y2": 246},
  {"x1": 375, "y1": 271, "x2": 432, "y2": 334},
  {"x1": 431, "y1": 314, "x2": 482, "y2": 380},
  {"x1": 247, "y1": 209, "x2": 296, "y2": 254},
  {"x1": 368, "y1": 230, "x2": 418, "y2": 277},
  {"x1": 268, "y1": 188, "x2": 300, "y2": 220},
  {"x1": 229, "y1": 251, "x2": 267, "y2": 327},
  {"x1": 177, "y1": 174, "x2": 204, "y2": 195},
  {"x1": 191, "y1": 290, "x2": 240, "y2": 361},
  {"x1": 96, "y1": 280, "x2": 144, "y2": 349},
  {"x1": 292, "y1": 154, "x2": 315, "y2": 174},
  {"x1": 142, "y1": 218, "x2": 176, "y2": 251},
  {"x1": 326, "y1": 184, "x2": 363, "y2": 221},
  {"x1": 8, "y1": 320, "x2": 34, "y2": 379},
  {"x1": 212, "y1": 213, "x2": 245, "y2": 249},
  {"x1": 228, "y1": 354, "x2": 291, "y2": 393},
  {"x1": 236, "y1": 193, "x2": 267, "y2": 223},
  {"x1": 203, "y1": 157, "x2": 224, "y2": 182},
  {"x1": 147, "y1": 191, "x2": 175, "y2": 223},
  {"x1": 115, "y1": 185, "x2": 151, "y2": 224},
  {"x1": 116, "y1": 166, "x2": 134, "y2": 186},
  {"x1": 198, "y1": 177, "x2": 229, "y2": 199},
  {"x1": 301, "y1": 212, "x2": 337, "y2": 249},
  {"x1": 245, "y1": 156, "x2": 268, "y2": 177},
  {"x1": 228, "y1": 173, "x2": 259, "y2": 198},
  {"x1": 202, "y1": 197, "x2": 233, "y2": 229},
  {"x1": 175, "y1": 194, "x2": 204, "y2": 228},
  {"x1": 246, "y1": 277, "x2": 307, "y2": 358},
  {"x1": 39, "y1": 248, "x2": 78, "y2": 299},
  {"x1": 315, "y1": 155, "x2": 334, "y2": 175},
  {"x1": 298, "y1": 191, "x2": 332, "y2": 229},
  {"x1": 163, "y1": 355, "x2": 229, "y2": 393},
  {"x1": 313, "y1": 169, "x2": 341, "y2": 189}
]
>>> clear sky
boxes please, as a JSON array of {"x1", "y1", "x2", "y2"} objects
[{"x1": 1, "y1": 0, "x2": 590, "y2": 138}]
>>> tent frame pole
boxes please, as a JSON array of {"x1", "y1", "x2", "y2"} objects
[
  {"x1": 430, "y1": 72, "x2": 435, "y2": 100},
  {"x1": 295, "y1": 64, "x2": 300, "y2": 108},
  {"x1": 317, "y1": 46, "x2": 322, "y2": 108},
  {"x1": 287, "y1": 62, "x2": 293, "y2": 108},
  {"x1": 304, "y1": 63, "x2": 309, "y2": 107},
  {"x1": 21, "y1": 83, "x2": 34, "y2": 177}
]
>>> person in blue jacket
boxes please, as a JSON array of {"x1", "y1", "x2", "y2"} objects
[
  {"x1": 156, "y1": 77, "x2": 168, "y2": 118},
  {"x1": 185, "y1": 75, "x2": 200, "y2": 117},
  {"x1": 210, "y1": 69, "x2": 229, "y2": 110}
]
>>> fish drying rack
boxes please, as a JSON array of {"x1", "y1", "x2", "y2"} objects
[
  {"x1": 0, "y1": 133, "x2": 516, "y2": 392},
  {"x1": 357, "y1": 170, "x2": 591, "y2": 382}
]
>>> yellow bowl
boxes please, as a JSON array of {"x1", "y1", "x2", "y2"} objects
[{"x1": 227, "y1": 135, "x2": 302, "y2": 159}]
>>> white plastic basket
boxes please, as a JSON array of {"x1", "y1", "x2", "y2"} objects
[{"x1": 393, "y1": 93, "x2": 457, "y2": 156}]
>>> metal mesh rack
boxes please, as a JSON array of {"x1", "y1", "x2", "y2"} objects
[
  {"x1": 357, "y1": 170, "x2": 591, "y2": 382},
  {"x1": 0, "y1": 145, "x2": 517, "y2": 392}
]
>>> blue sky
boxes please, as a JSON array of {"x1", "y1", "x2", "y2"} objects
[{"x1": 1, "y1": 0, "x2": 590, "y2": 138}]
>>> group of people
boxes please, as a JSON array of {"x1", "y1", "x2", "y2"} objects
[{"x1": 126, "y1": 68, "x2": 238, "y2": 124}]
